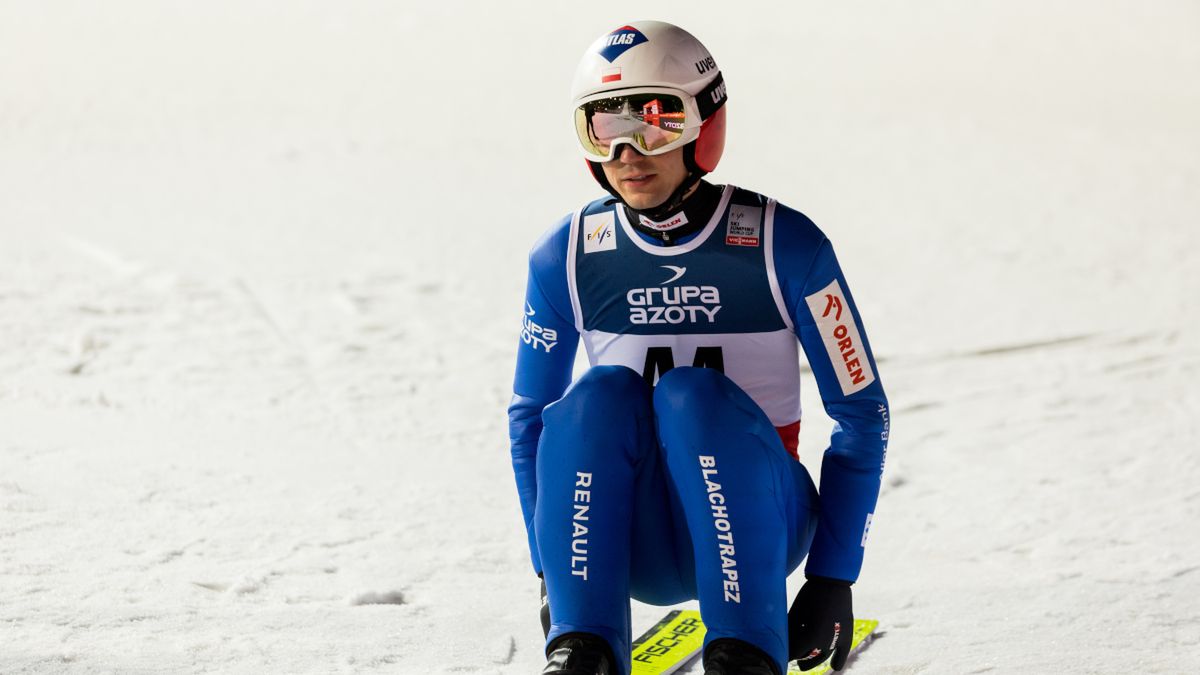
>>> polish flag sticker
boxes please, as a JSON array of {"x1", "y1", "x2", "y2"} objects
[{"x1": 602, "y1": 68, "x2": 622, "y2": 83}]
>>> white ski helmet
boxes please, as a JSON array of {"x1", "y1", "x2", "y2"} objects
[{"x1": 570, "y1": 21, "x2": 728, "y2": 198}]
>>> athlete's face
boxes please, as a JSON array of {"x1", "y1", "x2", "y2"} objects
[{"x1": 601, "y1": 144, "x2": 689, "y2": 210}]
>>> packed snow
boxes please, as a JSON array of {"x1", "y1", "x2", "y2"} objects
[{"x1": 2, "y1": 2, "x2": 1198, "y2": 673}]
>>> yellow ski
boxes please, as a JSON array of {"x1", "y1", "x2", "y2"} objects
[
  {"x1": 630, "y1": 610, "x2": 706, "y2": 675},
  {"x1": 630, "y1": 611, "x2": 878, "y2": 675}
]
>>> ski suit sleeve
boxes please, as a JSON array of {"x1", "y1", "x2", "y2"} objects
[
  {"x1": 773, "y1": 209, "x2": 889, "y2": 583},
  {"x1": 508, "y1": 217, "x2": 579, "y2": 575}
]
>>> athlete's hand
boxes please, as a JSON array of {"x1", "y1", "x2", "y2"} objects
[
  {"x1": 788, "y1": 576, "x2": 854, "y2": 671},
  {"x1": 539, "y1": 576, "x2": 551, "y2": 637}
]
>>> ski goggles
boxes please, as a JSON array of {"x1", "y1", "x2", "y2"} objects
[
  {"x1": 572, "y1": 75, "x2": 727, "y2": 163},
  {"x1": 573, "y1": 89, "x2": 701, "y2": 162}
]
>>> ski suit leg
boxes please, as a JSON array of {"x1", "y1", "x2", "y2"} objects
[
  {"x1": 536, "y1": 365, "x2": 674, "y2": 675},
  {"x1": 627, "y1": 437, "x2": 696, "y2": 607},
  {"x1": 653, "y1": 366, "x2": 819, "y2": 674}
]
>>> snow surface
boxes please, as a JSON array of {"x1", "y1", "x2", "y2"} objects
[{"x1": 2, "y1": 1, "x2": 1199, "y2": 673}]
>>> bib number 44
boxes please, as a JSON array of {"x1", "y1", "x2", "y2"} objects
[{"x1": 641, "y1": 346, "x2": 725, "y2": 385}]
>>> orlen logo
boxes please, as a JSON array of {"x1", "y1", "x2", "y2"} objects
[
  {"x1": 597, "y1": 25, "x2": 649, "y2": 63},
  {"x1": 804, "y1": 280, "x2": 876, "y2": 395},
  {"x1": 627, "y1": 266, "x2": 722, "y2": 325},
  {"x1": 638, "y1": 212, "x2": 688, "y2": 232},
  {"x1": 521, "y1": 303, "x2": 558, "y2": 353}
]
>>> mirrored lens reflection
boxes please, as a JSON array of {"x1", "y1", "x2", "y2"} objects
[{"x1": 575, "y1": 94, "x2": 688, "y2": 158}]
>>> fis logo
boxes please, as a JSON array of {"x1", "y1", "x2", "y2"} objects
[
  {"x1": 583, "y1": 212, "x2": 616, "y2": 253},
  {"x1": 521, "y1": 303, "x2": 558, "y2": 353},
  {"x1": 805, "y1": 280, "x2": 876, "y2": 395},
  {"x1": 627, "y1": 266, "x2": 722, "y2": 325},
  {"x1": 597, "y1": 25, "x2": 649, "y2": 63}
]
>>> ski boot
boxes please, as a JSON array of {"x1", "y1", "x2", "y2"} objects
[
  {"x1": 703, "y1": 638, "x2": 780, "y2": 675},
  {"x1": 542, "y1": 632, "x2": 614, "y2": 675}
]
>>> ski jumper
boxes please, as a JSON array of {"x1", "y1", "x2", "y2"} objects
[{"x1": 509, "y1": 185, "x2": 890, "y2": 674}]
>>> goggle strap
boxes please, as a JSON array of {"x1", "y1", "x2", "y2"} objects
[{"x1": 696, "y1": 72, "x2": 727, "y2": 121}]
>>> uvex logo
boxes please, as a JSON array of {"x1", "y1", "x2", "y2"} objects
[{"x1": 710, "y1": 81, "x2": 728, "y2": 105}]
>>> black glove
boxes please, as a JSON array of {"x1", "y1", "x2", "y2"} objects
[
  {"x1": 539, "y1": 576, "x2": 551, "y2": 637},
  {"x1": 788, "y1": 575, "x2": 854, "y2": 671}
]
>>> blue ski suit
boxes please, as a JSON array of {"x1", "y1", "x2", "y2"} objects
[{"x1": 508, "y1": 186, "x2": 889, "y2": 674}]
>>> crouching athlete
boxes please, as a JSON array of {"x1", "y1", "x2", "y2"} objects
[{"x1": 508, "y1": 20, "x2": 890, "y2": 675}]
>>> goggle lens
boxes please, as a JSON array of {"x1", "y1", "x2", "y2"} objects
[{"x1": 574, "y1": 93, "x2": 690, "y2": 160}]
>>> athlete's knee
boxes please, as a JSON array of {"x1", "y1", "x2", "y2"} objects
[
  {"x1": 575, "y1": 364, "x2": 648, "y2": 393},
  {"x1": 653, "y1": 367, "x2": 780, "y2": 466},
  {"x1": 546, "y1": 366, "x2": 650, "y2": 427},
  {"x1": 555, "y1": 365, "x2": 651, "y2": 417},
  {"x1": 653, "y1": 366, "x2": 740, "y2": 418},
  {"x1": 542, "y1": 366, "x2": 653, "y2": 463}
]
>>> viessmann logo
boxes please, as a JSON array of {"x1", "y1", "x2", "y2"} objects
[{"x1": 627, "y1": 266, "x2": 722, "y2": 325}]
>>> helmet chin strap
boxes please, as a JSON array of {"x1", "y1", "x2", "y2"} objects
[
  {"x1": 636, "y1": 170, "x2": 704, "y2": 221},
  {"x1": 590, "y1": 142, "x2": 708, "y2": 219}
]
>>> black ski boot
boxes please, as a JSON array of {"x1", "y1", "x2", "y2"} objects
[
  {"x1": 703, "y1": 638, "x2": 780, "y2": 675},
  {"x1": 542, "y1": 632, "x2": 614, "y2": 675}
]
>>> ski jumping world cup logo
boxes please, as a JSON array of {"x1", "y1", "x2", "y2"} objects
[{"x1": 598, "y1": 25, "x2": 649, "y2": 63}]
